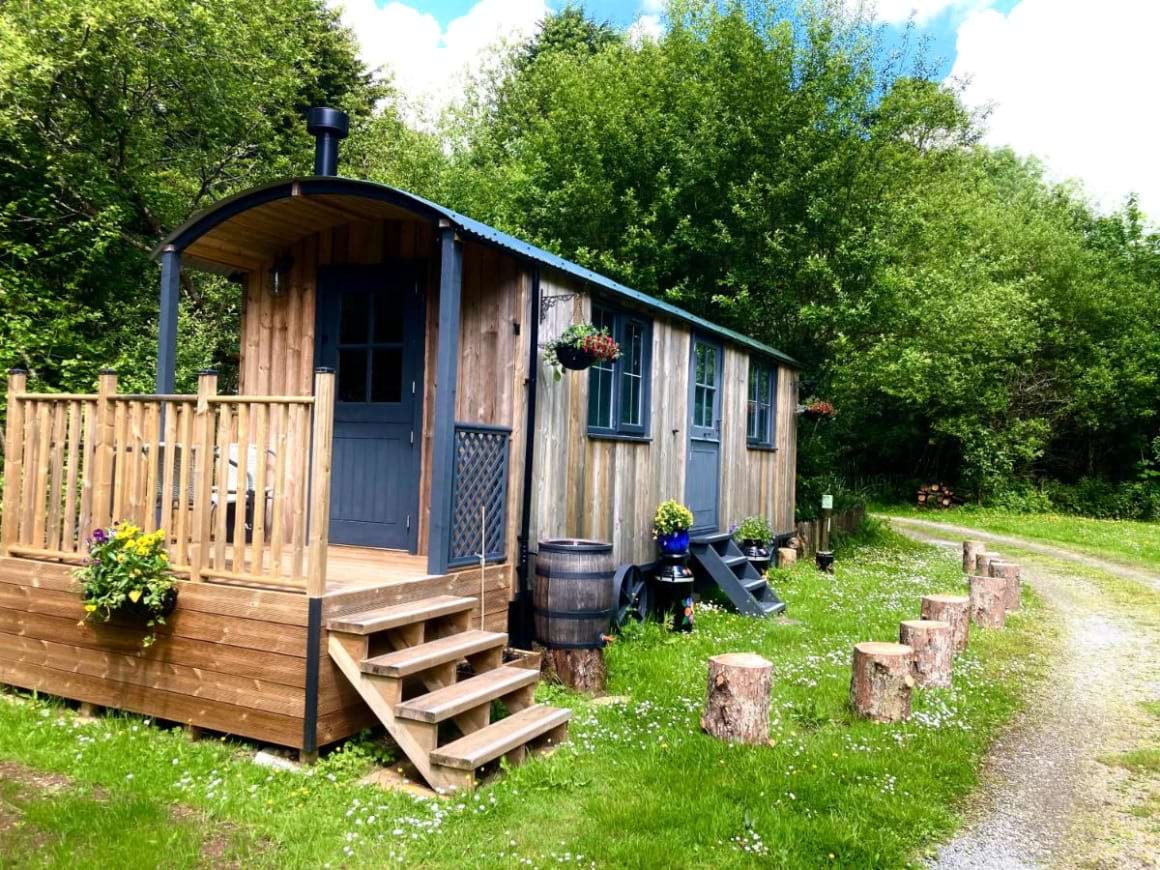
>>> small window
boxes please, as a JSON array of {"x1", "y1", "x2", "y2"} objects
[
  {"x1": 747, "y1": 359, "x2": 776, "y2": 448},
  {"x1": 587, "y1": 306, "x2": 652, "y2": 439}
]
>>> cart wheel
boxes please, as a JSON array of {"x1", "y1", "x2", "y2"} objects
[{"x1": 611, "y1": 564, "x2": 651, "y2": 629}]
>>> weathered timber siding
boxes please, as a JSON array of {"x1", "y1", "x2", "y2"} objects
[
  {"x1": 530, "y1": 269, "x2": 797, "y2": 566},
  {"x1": 0, "y1": 557, "x2": 313, "y2": 748}
]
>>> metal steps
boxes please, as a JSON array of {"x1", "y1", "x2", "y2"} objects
[
  {"x1": 690, "y1": 533, "x2": 786, "y2": 617},
  {"x1": 327, "y1": 593, "x2": 570, "y2": 792}
]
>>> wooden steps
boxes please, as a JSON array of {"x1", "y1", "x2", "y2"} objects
[
  {"x1": 396, "y1": 666, "x2": 538, "y2": 723},
  {"x1": 327, "y1": 592, "x2": 570, "y2": 792},
  {"x1": 431, "y1": 705, "x2": 570, "y2": 770},
  {"x1": 328, "y1": 595, "x2": 475, "y2": 634},
  {"x1": 690, "y1": 533, "x2": 786, "y2": 617},
  {"x1": 360, "y1": 630, "x2": 507, "y2": 678}
]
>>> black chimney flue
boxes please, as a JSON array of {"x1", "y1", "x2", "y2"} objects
[{"x1": 306, "y1": 107, "x2": 349, "y2": 176}]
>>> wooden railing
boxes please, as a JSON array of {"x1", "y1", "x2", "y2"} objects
[{"x1": 1, "y1": 369, "x2": 335, "y2": 595}]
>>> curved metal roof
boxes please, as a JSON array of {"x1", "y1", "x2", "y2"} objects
[{"x1": 155, "y1": 176, "x2": 798, "y2": 367}]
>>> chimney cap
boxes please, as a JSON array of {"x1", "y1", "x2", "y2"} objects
[{"x1": 306, "y1": 107, "x2": 349, "y2": 139}]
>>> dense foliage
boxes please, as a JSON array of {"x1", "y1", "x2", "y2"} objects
[{"x1": 1, "y1": 0, "x2": 1157, "y2": 516}]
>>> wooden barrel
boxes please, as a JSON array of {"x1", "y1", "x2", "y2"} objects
[{"x1": 533, "y1": 539, "x2": 614, "y2": 649}]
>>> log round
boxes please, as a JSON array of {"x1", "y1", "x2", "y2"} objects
[
  {"x1": 968, "y1": 575, "x2": 1007, "y2": 629},
  {"x1": 988, "y1": 560, "x2": 1022, "y2": 612},
  {"x1": 962, "y1": 540, "x2": 986, "y2": 574},
  {"x1": 974, "y1": 551, "x2": 1003, "y2": 576},
  {"x1": 544, "y1": 648, "x2": 607, "y2": 694},
  {"x1": 920, "y1": 594, "x2": 970, "y2": 653},
  {"x1": 973, "y1": 551, "x2": 988, "y2": 575},
  {"x1": 700, "y1": 653, "x2": 773, "y2": 745},
  {"x1": 899, "y1": 619, "x2": 953, "y2": 688},
  {"x1": 849, "y1": 642, "x2": 915, "y2": 723}
]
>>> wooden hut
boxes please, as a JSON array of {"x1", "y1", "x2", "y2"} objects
[{"x1": 0, "y1": 108, "x2": 798, "y2": 789}]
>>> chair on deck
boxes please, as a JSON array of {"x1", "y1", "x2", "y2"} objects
[{"x1": 152, "y1": 443, "x2": 274, "y2": 543}]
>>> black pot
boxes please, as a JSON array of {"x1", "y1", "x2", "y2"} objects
[
  {"x1": 739, "y1": 539, "x2": 771, "y2": 570},
  {"x1": 110, "y1": 587, "x2": 178, "y2": 623},
  {"x1": 815, "y1": 551, "x2": 835, "y2": 574},
  {"x1": 555, "y1": 344, "x2": 595, "y2": 371}
]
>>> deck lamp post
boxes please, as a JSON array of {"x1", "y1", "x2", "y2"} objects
[{"x1": 816, "y1": 493, "x2": 835, "y2": 573}]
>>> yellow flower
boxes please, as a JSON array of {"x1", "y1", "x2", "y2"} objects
[
  {"x1": 84, "y1": 603, "x2": 98, "y2": 613},
  {"x1": 128, "y1": 589, "x2": 143, "y2": 603}
]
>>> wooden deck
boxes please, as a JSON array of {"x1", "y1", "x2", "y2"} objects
[{"x1": 196, "y1": 543, "x2": 435, "y2": 594}]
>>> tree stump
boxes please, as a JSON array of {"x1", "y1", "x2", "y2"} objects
[
  {"x1": 899, "y1": 619, "x2": 953, "y2": 688},
  {"x1": 920, "y1": 594, "x2": 970, "y2": 652},
  {"x1": 849, "y1": 642, "x2": 915, "y2": 722},
  {"x1": 544, "y1": 648, "x2": 607, "y2": 694},
  {"x1": 700, "y1": 653, "x2": 773, "y2": 745},
  {"x1": 989, "y1": 560, "x2": 1022, "y2": 612},
  {"x1": 973, "y1": 551, "x2": 1002, "y2": 575},
  {"x1": 777, "y1": 547, "x2": 797, "y2": 567},
  {"x1": 968, "y1": 575, "x2": 1007, "y2": 629},
  {"x1": 962, "y1": 540, "x2": 986, "y2": 574}
]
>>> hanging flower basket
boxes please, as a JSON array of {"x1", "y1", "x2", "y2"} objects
[
  {"x1": 544, "y1": 323, "x2": 621, "y2": 379},
  {"x1": 799, "y1": 399, "x2": 835, "y2": 421},
  {"x1": 555, "y1": 343, "x2": 596, "y2": 371}
]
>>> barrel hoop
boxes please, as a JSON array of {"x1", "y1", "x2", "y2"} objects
[
  {"x1": 538, "y1": 639, "x2": 607, "y2": 650},
  {"x1": 537, "y1": 539, "x2": 612, "y2": 554},
  {"x1": 533, "y1": 606, "x2": 613, "y2": 619},
  {"x1": 533, "y1": 568, "x2": 615, "y2": 581}
]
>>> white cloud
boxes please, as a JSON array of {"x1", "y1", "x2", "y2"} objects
[
  {"x1": 949, "y1": 0, "x2": 1160, "y2": 216},
  {"x1": 330, "y1": 0, "x2": 548, "y2": 117},
  {"x1": 626, "y1": 14, "x2": 664, "y2": 45}
]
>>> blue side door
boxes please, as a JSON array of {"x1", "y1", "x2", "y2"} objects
[
  {"x1": 316, "y1": 263, "x2": 425, "y2": 550},
  {"x1": 685, "y1": 336, "x2": 722, "y2": 532}
]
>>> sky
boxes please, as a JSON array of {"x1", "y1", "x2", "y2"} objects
[{"x1": 328, "y1": 0, "x2": 1160, "y2": 217}]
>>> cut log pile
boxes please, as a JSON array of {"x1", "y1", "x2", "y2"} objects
[{"x1": 915, "y1": 482, "x2": 965, "y2": 509}]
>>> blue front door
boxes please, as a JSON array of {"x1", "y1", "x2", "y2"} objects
[
  {"x1": 685, "y1": 336, "x2": 722, "y2": 532},
  {"x1": 316, "y1": 263, "x2": 425, "y2": 550}
]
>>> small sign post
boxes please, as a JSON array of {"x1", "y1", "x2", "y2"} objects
[{"x1": 816, "y1": 494, "x2": 835, "y2": 573}]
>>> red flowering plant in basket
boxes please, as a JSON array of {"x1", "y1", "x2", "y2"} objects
[
  {"x1": 544, "y1": 323, "x2": 621, "y2": 379},
  {"x1": 800, "y1": 399, "x2": 835, "y2": 420}
]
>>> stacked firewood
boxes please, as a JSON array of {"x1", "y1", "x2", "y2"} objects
[{"x1": 915, "y1": 482, "x2": 963, "y2": 509}]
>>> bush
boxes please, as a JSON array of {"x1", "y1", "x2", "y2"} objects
[{"x1": 1040, "y1": 478, "x2": 1160, "y2": 521}]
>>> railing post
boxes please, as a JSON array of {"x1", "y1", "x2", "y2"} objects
[
  {"x1": 91, "y1": 370, "x2": 118, "y2": 532},
  {"x1": 1, "y1": 369, "x2": 28, "y2": 554},
  {"x1": 307, "y1": 369, "x2": 335, "y2": 598},
  {"x1": 190, "y1": 370, "x2": 217, "y2": 582},
  {"x1": 428, "y1": 221, "x2": 463, "y2": 575}
]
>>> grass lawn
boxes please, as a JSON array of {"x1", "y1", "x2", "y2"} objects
[
  {"x1": 0, "y1": 526, "x2": 1054, "y2": 869},
  {"x1": 878, "y1": 504, "x2": 1160, "y2": 573}
]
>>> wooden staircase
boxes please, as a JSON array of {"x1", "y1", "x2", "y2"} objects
[
  {"x1": 327, "y1": 594, "x2": 570, "y2": 792},
  {"x1": 689, "y1": 532, "x2": 786, "y2": 617}
]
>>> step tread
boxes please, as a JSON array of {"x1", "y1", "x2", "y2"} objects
[
  {"x1": 762, "y1": 600, "x2": 788, "y2": 615},
  {"x1": 744, "y1": 577, "x2": 766, "y2": 592},
  {"x1": 328, "y1": 595, "x2": 476, "y2": 635},
  {"x1": 430, "y1": 705, "x2": 571, "y2": 770},
  {"x1": 395, "y1": 666, "x2": 540, "y2": 723},
  {"x1": 724, "y1": 555, "x2": 749, "y2": 568},
  {"x1": 690, "y1": 531, "x2": 732, "y2": 545},
  {"x1": 360, "y1": 630, "x2": 507, "y2": 678}
]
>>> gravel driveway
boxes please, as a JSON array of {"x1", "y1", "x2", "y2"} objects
[{"x1": 885, "y1": 518, "x2": 1160, "y2": 870}]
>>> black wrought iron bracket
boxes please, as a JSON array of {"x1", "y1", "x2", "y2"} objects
[{"x1": 539, "y1": 291, "x2": 578, "y2": 322}]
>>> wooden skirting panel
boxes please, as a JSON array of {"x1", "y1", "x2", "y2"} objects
[
  {"x1": 0, "y1": 556, "x2": 311, "y2": 749},
  {"x1": 0, "y1": 556, "x2": 516, "y2": 752}
]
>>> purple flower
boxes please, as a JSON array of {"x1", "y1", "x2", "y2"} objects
[{"x1": 92, "y1": 528, "x2": 108, "y2": 544}]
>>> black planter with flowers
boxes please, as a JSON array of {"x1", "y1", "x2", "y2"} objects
[
  {"x1": 544, "y1": 323, "x2": 621, "y2": 379},
  {"x1": 733, "y1": 516, "x2": 775, "y2": 574}
]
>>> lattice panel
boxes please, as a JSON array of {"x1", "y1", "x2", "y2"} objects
[{"x1": 449, "y1": 425, "x2": 510, "y2": 565}]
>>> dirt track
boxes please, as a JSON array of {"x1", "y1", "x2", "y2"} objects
[{"x1": 885, "y1": 518, "x2": 1160, "y2": 870}]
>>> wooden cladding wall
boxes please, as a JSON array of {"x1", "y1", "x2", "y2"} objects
[
  {"x1": 238, "y1": 219, "x2": 436, "y2": 397},
  {"x1": 529, "y1": 269, "x2": 797, "y2": 566},
  {"x1": 236, "y1": 220, "x2": 531, "y2": 574},
  {"x1": 0, "y1": 558, "x2": 314, "y2": 748}
]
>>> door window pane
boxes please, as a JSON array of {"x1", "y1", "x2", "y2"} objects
[
  {"x1": 371, "y1": 348, "x2": 403, "y2": 403},
  {"x1": 338, "y1": 348, "x2": 368, "y2": 402},
  {"x1": 373, "y1": 306, "x2": 405, "y2": 343},
  {"x1": 340, "y1": 293, "x2": 370, "y2": 344}
]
